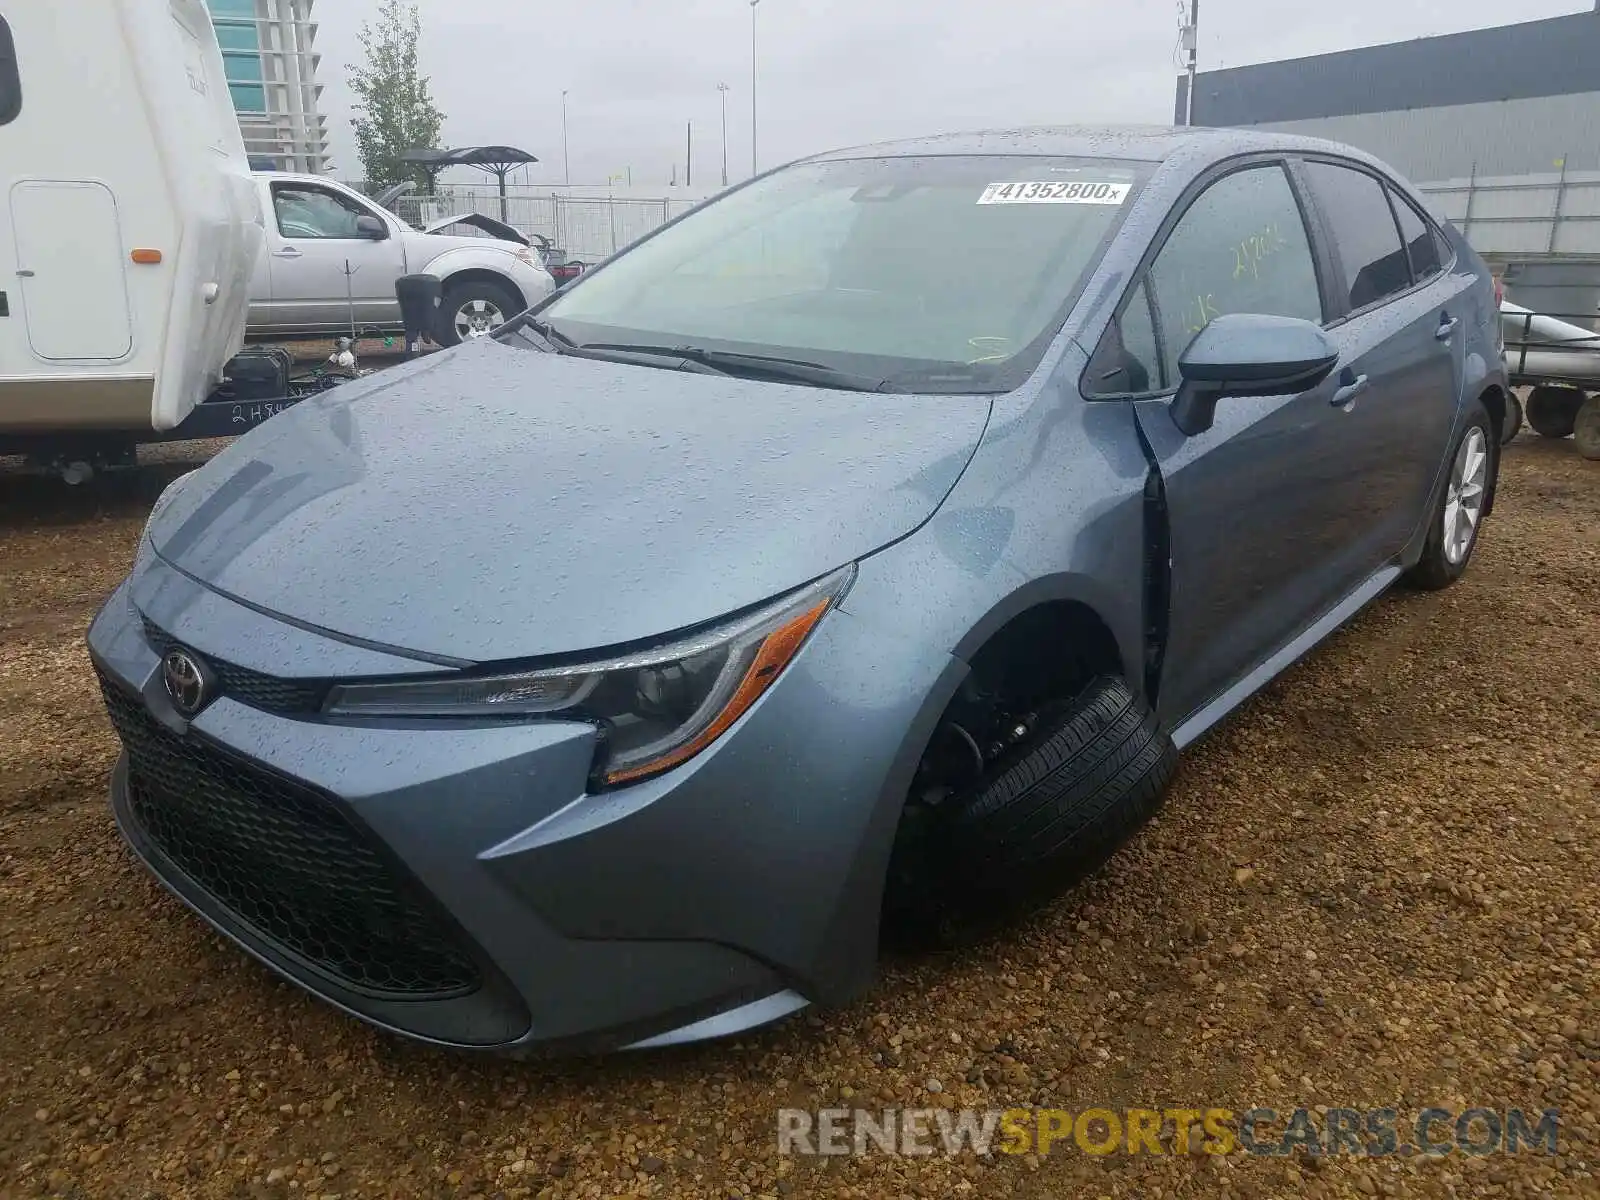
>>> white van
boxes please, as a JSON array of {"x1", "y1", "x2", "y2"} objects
[{"x1": 0, "y1": 0, "x2": 262, "y2": 450}]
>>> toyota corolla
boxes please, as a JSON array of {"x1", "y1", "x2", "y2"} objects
[{"x1": 88, "y1": 126, "x2": 1507, "y2": 1054}]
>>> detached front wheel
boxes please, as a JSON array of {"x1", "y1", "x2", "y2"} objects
[
  {"x1": 885, "y1": 675, "x2": 1177, "y2": 943},
  {"x1": 437, "y1": 279, "x2": 521, "y2": 347}
]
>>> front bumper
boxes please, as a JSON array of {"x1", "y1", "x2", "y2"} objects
[{"x1": 87, "y1": 550, "x2": 954, "y2": 1054}]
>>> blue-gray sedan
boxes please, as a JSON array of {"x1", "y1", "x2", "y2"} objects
[{"x1": 89, "y1": 126, "x2": 1509, "y2": 1054}]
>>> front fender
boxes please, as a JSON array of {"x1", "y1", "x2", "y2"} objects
[{"x1": 419, "y1": 245, "x2": 524, "y2": 283}]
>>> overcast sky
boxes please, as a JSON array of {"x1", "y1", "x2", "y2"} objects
[{"x1": 311, "y1": 0, "x2": 1592, "y2": 187}]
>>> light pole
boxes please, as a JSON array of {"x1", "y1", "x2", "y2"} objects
[
  {"x1": 717, "y1": 82, "x2": 730, "y2": 187},
  {"x1": 749, "y1": 0, "x2": 760, "y2": 176},
  {"x1": 1181, "y1": 0, "x2": 1199, "y2": 127},
  {"x1": 561, "y1": 90, "x2": 571, "y2": 187}
]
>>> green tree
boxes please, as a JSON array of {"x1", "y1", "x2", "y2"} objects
[{"x1": 346, "y1": 0, "x2": 445, "y2": 191}]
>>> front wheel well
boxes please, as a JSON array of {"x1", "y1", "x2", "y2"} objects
[
  {"x1": 438, "y1": 268, "x2": 527, "y2": 310},
  {"x1": 960, "y1": 602, "x2": 1123, "y2": 710},
  {"x1": 912, "y1": 601, "x2": 1124, "y2": 789}
]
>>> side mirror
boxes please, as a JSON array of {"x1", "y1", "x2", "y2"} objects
[
  {"x1": 355, "y1": 215, "x2": 390, "y2": 241},
  {"x1": 1170, "y1": 313, "x2": 1340, "y2": 437}
]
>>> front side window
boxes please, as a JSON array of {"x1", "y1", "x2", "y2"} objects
[
  {"x1": 273, "y1": 185, "x2": 370, "y2": 239},
  {"x1": 1304, "y1": 162, "x2": 1412, "y2": 312},
  {"x1": 1145, "y1": 164, "x2": 1322, "y2": 385},
  {"x1": 538, "y1": 155, "x2": 1149, "y2": 393},
  {"x1": 0, "y1": 15, "x2": 20, "y2": 126}
]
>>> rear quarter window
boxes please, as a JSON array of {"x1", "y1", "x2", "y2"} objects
[{"x1": 0, "y1": 15, "x2": 20, "y2": 126}]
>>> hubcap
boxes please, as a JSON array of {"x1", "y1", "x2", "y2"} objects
[
  {"x1": 453, "y1": 298, "x2": 506, "y2": 340},
  {"x1": 1442, "y1": 426, "x2": 1488, "y2": 566}
]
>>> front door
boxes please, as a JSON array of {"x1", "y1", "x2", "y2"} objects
[
  {"x1": 1118, "y1": 162, "x2": 1369, "y2": 730},
  {"x1": 263, "y1": 182, "x2": 404, "y2": 332}
]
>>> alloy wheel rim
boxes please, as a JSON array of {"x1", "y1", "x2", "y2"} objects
[
  {"x1": 454, "y1": 299, "x2": 506, "y2": 340},
  {"x1": 1442, "y1": 426, "x2": 1488, "y2": 566}
]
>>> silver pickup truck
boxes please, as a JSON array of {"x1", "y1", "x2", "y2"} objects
[{"x1": 246, "y1": 171, "x2": 554, "y2": 346}]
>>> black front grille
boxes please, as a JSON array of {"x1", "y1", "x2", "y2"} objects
[
  {"x1": 100, "y1": 674, "x2": 482, "y2": 1000},
  {"x1": 141, "y1": 617, "x2": 328, "y2": 715}
]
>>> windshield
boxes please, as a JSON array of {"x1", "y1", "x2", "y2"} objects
[{"x1": 534, "y1": 154, "x2": 1147, "y2": 392}]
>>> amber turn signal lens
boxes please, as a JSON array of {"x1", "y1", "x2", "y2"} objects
[
  {"x1": 130, "y1": 249, "x2": 163, "y2": 265},
  {"x1": 602, "y1": 596, "x2": 834, "y2": 786}
]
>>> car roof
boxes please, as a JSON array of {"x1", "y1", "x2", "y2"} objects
[{"x1": 805, "y1": 124, "x2": 1380, "y2": 168}]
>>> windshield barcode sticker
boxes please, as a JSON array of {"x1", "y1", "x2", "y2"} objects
[{"x1": 978, "y1": 181, "x2": 1131, "y2": 205}]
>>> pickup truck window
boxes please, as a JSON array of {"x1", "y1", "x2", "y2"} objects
[
  {"x1": 0, "y1": 16, "x2": 20, "y2": 126},
  {"x1": 272, "y1": 184, "x2": 371, "y2": 240}
]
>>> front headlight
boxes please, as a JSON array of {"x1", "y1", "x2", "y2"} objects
[
  {"x1": 325, "y1": 567, "x2": 854, "y2": 787},
  {"x1": 512, "y1": 246, "x2": 545, "y2": 271}
]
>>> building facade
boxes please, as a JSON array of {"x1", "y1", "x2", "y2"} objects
[
  {"x1": 1177, "y1": 8, "x2": 1600, "y2": 182},
  {"x1": 205, "y1": 0, "x2": 330, "y2": 174},
  {"x1": 1177, "y1": 8, "x2": 1600, "y2": 317}
]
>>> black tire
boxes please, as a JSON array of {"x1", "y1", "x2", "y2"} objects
[
  {"x1": 436, "y1": 279, "x2": 521, "y2": 348},
  {"x1": 943, "y1": 675, "x2": 1176, "y2": 909},
  {"x1": 1404, "y1": 402, "x2": 1495, "y2": 591},
  {"x1": 1575, "y1": 394, "x2": 1600, "y2": 461},
  {"x1": 1501, "y1": 390, "x2": 1524, "y2": 446},
  {"x1": 1526, "y1": 385, "x2": 1584, "y2": 439}
]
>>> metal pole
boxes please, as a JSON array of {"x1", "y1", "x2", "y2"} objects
[
  {"x1": 750, "y1": 0, "x2": 761, "y2": 176},
  {"x1": 561, "y1": 90, "x2": 571, "y2": 188},
  {"x1": 1184, "y1": 0, "x2": 1199, "y2": 126},
  {"x1": 718, "y1": 83, "x2": 730, "y2": 187},
  {"x1": 687, "y1": 121, "x2": 693, "y2": 189}
]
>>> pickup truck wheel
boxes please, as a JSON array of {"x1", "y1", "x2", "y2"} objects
[{"x1": 437, "y1": 280, "x2": 520, "y2": 347}]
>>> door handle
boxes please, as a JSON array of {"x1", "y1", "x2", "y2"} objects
[
  {"x1": 1332, "y1": 373, "x2": 1370, "y2": 409},
  {"x1": 15, "y1": 269, "x2": 34, "y2": 278},
  {"x1": 272, "y1": 247, "x2": 303, "y2": 259},
  {"x1": 1435, "y1": 315, "x2": 1460, "y2": 340}
]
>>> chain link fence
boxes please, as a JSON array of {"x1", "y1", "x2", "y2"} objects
[{"x1": 375, "y1": 185, "x2": 710, "y2": 262}]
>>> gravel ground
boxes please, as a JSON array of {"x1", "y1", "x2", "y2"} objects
[{"x1": 0, "y1": 433, "x2": 1595, "y2": 1200}]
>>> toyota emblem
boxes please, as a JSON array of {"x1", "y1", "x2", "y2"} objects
[{"x1": 161, "y1": 648, "x2": 212, "y2": 716}]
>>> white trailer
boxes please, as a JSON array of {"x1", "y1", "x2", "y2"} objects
[{"x1": 0, "y1": 0, "x2": 263, "y2": 459}]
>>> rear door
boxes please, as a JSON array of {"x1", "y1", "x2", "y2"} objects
[
  {"x1": 10, "y1": 180, "x2": 134, "y2": 361},
  {"x1": 1295, "y1": 159, "x2": 1467, "y2": 566},
  {"x1": 1087, "y1": 160, "x2": 1367, "y2": 730}
]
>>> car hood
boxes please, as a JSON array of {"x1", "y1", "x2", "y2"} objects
[
  {"x1": 149, "y1": 338, "x2": 992, "y2": 663},
  {"x1": 406, "y1": 229, "x2": 526, "y2": 262}
]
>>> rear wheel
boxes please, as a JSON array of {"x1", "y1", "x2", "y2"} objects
[
  {"x1": 437, "y1": 279, "x2": 520, "y2": 347},
  {"x1": 1526, "y1": 385, "x2": 1584, "y2": 439},
  {"x1": 1404, "y1": 404, "x2": 1494, "y2": 591}
]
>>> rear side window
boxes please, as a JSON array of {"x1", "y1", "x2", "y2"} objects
[
  {"x1": 1146, "y1": 164, "x2": 1322, "y2": 385},
  {"x1": 1304, "y1": 162, "x2": 1412, "y2": 312},
  {"x1": 1390, "y1": 189, "x2": 1442, "y2": 282},
  {"x1": 0, "y1": 16, "x2": 20, "y2": 126}
]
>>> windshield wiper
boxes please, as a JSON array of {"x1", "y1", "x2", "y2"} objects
[{"x1": 577, "y1": 343, "x2": 899, "y2": 392}]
